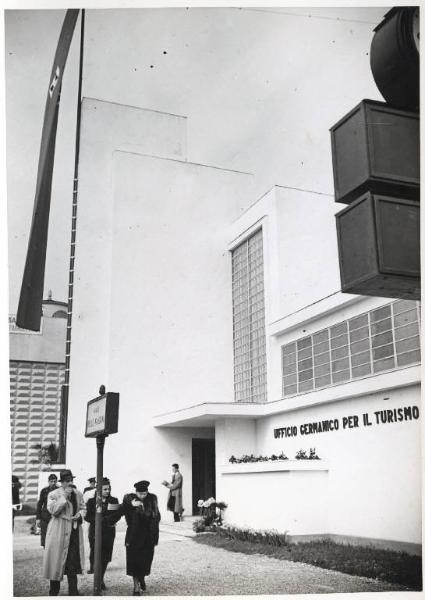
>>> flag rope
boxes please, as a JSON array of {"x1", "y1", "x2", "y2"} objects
[{"x1": 59, "y1": 9, "x2": 85, "y2": 463}]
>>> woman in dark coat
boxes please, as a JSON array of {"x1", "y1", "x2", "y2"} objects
[
  {"x1": 84, "y1": 477, "x2": 121, "y2": 590},
  {"x1": 121, "y1": 480, "x2": 161, "y2": 595}
]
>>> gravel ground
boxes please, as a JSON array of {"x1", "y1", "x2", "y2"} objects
[{"x1": 12, "y1": 520, "x2": 409, "y2": 596}]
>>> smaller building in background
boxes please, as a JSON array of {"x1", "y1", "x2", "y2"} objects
[{"x1": 9, "y1": 294, "x2": 67, "y2": 506}]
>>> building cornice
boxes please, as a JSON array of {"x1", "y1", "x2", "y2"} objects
[{"x1": 153, "y1": 364, "x2": 421, "y2": 427}]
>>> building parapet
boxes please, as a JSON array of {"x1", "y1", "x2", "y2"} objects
[{"x1": 153, "y1": 363, "x2": 421, "y2": 428}]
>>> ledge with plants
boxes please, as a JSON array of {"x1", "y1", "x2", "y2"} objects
[{"x1": 221, "y1": 449, "x2": 328, "y2": 474}]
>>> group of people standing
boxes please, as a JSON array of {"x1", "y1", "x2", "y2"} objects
[{"x1": 35, "y1": 464, "x2": 183, "y2": 596}]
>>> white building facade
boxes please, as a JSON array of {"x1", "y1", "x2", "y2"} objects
[{"x1": 65, "y1": 9, "x2": 421, "y2": 555}]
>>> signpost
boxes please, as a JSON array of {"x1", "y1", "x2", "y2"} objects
[{"x1": 85, "y1": 388, "x2": 119, "y2": 596}]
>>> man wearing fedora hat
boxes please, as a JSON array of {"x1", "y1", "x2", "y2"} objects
[
  {"x1": 36, "y1": 473, "x2": 59, "y2": 547},
  {"x1": 85, "y1": 477, "x2": 121, "y2": 588},
  {"x1": 42, "y1": 469, "x2": 86, "y2": 596},
  {"x1": 121, "y1": 480, "x2": 161, "y2": 595}
]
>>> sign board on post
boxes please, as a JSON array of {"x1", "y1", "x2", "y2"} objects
[
  {"x1": 85, "y1": 389, "x2": 119, "y2": 596},
  {"x1": 85, "y1": 392, "x2": 119, "y2": 438}
]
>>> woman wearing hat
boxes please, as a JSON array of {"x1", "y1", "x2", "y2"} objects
[
  {"x1": 85, "y1": 477, "x2": 121, "y2": 588},
  {"x1": 121, "y1": 480, "x2": 161, "y2": 595},
  {"x1": 42, "y1": 469, "x2": 86, "y2": 596},
  {"x1": 36, "y1": 473, "x2": 59, "y2": 547}
]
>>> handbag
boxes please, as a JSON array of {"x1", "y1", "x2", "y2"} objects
[{"x1": 167, "y1": 495, "x2": 175, "y2": 512}]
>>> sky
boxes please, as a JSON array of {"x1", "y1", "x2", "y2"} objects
[{"x1": 4, "y1": 5, "x2": 389, "y2": 313}]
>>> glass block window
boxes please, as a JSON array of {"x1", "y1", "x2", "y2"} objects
[
  {"x1": 282, "y1": 300, "x2": 420, "y2": 397},
  {"x1": 232, "y1": 229, "x2": 267, "y2": 403}
]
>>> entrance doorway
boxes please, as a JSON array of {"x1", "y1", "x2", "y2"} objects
[{"x1": 192, "y1": 438, "x2": 215, "y2": 514}]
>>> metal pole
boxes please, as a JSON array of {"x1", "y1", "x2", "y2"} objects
[
  {"x1": 59, "y1": 7, "x2": 85, "y2": 464},
  {"x1": 94, "y1": 434, "x2": 105, "y2": 595}
]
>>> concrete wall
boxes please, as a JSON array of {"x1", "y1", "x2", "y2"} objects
[
  {"x1": 9, "y1": 301, "x2": 67, "y2": 503},
  {"x1": 68, "y1": 99, "x2": 187, "y2": 412},
  {"x1": 67, "y1": 101, "x2": 253, "y2": 506},
  {"x1": 9, "y1": 313, "x2": 66, "y2": 363},
  {"x1": 215, "y1": 381, "x2": 421, "y2": 545}
]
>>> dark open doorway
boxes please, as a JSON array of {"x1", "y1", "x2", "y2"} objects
[{"x1": 192, "y1": 438, "x2": 215, "y2": 514}]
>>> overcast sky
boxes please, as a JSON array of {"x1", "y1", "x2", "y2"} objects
[{"x1": 4, "y1": 5, "x2": 389, "y2": 313}]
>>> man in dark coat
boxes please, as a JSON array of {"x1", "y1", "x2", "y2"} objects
[
  {"x1": 84, "y1": 477, "x2": 121, "y2": 589},
  {"x1": 36, "y1": 473, "x2": 59, "y2": 547},
  {"x1": 162, "y1": 463, "x2": 184, "y2": 522},
  {"x1": 121, "y1": 480, "x2": 161, "y2": 595}
]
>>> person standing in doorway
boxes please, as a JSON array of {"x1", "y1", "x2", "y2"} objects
[
  {"x1": 162, "y1": 463, "x2": 184, "y2": 522},
  {"x1": 85, "y1": 477, "x2": 121, "y2": 589},
  {"x1": 36, "y1": 473, "x2": 59, "y2": 547},
  {"x1": 121, "y1": 480, "x2": 161, "y2": 595},
  {"x1": 42, "y1": 469, "x2": 85, "y2": 596}
]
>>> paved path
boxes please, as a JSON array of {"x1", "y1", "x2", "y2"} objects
[{"x1": 12, "y1": 518, "x2": 408, "y2": 596}]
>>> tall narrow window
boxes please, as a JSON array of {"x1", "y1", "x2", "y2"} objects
[{"x1": 232, "y1": 229, "x2": 267, "y2": 403}]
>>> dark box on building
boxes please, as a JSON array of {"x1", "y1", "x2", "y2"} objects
[
  {"x1": 336, "y1": 193, "x2": 420, "y2": 300},
  {"x1": 330, "y1": 100, "x2": 419, "y2": 204}
]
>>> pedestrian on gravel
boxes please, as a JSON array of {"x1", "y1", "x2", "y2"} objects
[
  {"x1": 121, "y1": 480, "x2": 161, "y2": 595},
  {"x1": 36, "y1": 473, "x2": 59, "y2": 547},
  {"x1": 84, "y1": 477, "x2": 121, "y2": 588},
  {"x1": 42, "y1": 469, "x2": 85, "y2": 596}
]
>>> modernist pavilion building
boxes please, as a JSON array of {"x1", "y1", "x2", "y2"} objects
[{"x1": 63, "y1": 9, "x2": 421, "y2": 555}]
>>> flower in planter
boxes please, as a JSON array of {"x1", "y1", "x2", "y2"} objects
[
  {"x1": 31, "y1": 442, "x2": 59, "y2": 469},
  {"x1": 228, "y1": 451, "x2": 289, "y2": 463},
  {"x1": 309, "y1": 448, "x2": 320, "y2": 460},
  {"x1": 196, "y1": 497, "x2": 227, "y2": 528}
]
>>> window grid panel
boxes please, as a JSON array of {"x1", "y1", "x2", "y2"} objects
[
  {"x1": 232, "y1": 229, "x2": 267, "y2": 403},
  {"x1": 281, "y1": 300, "x2": 420, "y2": 398}
]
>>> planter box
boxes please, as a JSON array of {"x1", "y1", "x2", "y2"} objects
[
  {"x1": 336, "y1": 193, "x2": 420, "y2": 299},
  {"x1": 330, "y1": 100, "x2": 419, "y2": 204},
  {"x1": 220, "y1": 460, "x2": 329, "y2": 475}
]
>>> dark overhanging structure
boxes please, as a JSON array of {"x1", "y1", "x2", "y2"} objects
[{"x1": 330, "y1": 6, "x2": 420, "y2": 300}]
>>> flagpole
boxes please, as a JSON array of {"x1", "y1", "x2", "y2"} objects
[
  {"x1": 59, "y1": 8, "x2": 85, "y2": 464},
  {"x1": 16, "y1": 9, "x2": 80, "y2": 331}
]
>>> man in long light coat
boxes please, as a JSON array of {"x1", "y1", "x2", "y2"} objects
[
  {"x1": 43, "y1": 469, "x2": 85, "y2": 596},
  {"x1": 162, "y1": 463, "x2": 183, "y2": 522}
]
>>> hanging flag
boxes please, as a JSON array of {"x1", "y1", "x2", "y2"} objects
[{"x1": 16, "y1": 9, "x2": 80, "y2": 331}]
